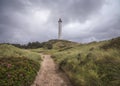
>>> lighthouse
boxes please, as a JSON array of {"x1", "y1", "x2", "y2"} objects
[{"x1": 58, "y1": 18, "x2": 62, "y2": 39}]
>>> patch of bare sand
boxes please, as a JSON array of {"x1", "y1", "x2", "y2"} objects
[{"x1": 31, "y1": 55, "x2": 72, "y2": 86}]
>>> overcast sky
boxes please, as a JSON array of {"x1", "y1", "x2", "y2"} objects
[{"x1": 0, "y1": 0, "x2": 120, "y2": 43}]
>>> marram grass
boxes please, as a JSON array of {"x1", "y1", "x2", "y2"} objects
[
  {"x1": 52, "y1": 38, "x2": 120, "y2": 86},
  {"x1": 0, "y1": 44, "x2": 41, "y2": 86}
]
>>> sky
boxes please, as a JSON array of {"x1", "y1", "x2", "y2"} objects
[{"x1": 0, "y1": 0, "x2": 120, "y2": 44}]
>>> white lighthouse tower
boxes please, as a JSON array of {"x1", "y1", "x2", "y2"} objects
[{"x1": 58, "y1": 18, "x2": 62, "y2": 39}]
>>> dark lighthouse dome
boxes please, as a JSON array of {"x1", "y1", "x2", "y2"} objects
[{"x1": 58, "y1": 18, "x2": 62, "y2": 22}]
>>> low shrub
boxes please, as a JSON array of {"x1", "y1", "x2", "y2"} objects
[
  {"x1": 0, "y1": 57, "x2": 40, "y2": 86},
  {"x1": 52, "y1": 37, "x2": 120, "y2": 86},
  {"x1": 100, "y1": 37, "x2": 120, "y2": 50},
  {"x1": 95, "y1": 56, "x2": 120, "y2": 86}
]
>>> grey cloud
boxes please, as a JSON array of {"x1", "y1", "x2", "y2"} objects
[
  {"x1": 91, "y1": 15, "x2": 120, "y2": 40},
  {"x1": 0, "y1": 0, "x2": 120, "y2": 43},
  {"x1": 29, "y1": 0, "x2": 105, "y2": 23},
  {"x1": 0, "y1": 0, "x2": 27, "y2": 13}
]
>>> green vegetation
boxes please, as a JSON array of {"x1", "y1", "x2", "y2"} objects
[
  {"x1": 11, "y1": 39, "x2": 78, "y2": 50},
  {"x1": 11, "y1": 40, "x2": 56, "y2": 49},
  {"x1": 30, "y1": 48, "x2": 57, "y2": 54},
  {"x1": 0, "y1": 44, "x2": 41, "y2": 86},
  {"x1": 51, "y1": 37, "x2": 120, "y2": 86},
  {"x1": 0, "y1": 57, "x2": 40, "y2": 86},
  {"x1": 30, "y1": 39, "x2": 78, "y2": 54},
  {"x1": 0, "y1": 44, "x2": 41, "y2": 61},
  {"x1": 1, "y1": 37, "x2": 120, "y2": 86},
  {"x1": 100, "y1": 37, "x2": 120, "y2": 50},
  {"x1": 46, "y1": 39, "x2": 78, "y2": 50}
]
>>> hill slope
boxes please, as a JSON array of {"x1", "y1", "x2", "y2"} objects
[
  {"x1": 0, "y1": 44, "x2": 41, "y2": 86},
  {"x1": 30, "y1": 39, "x2": 79, "y2": 54},
  {"x1": 0, "y1": 44, "x2": 41, "y2": 61},
  {"x1": 42, "y1": 39, "x2": 78, "y2": 49},
  {"x1": 52, "y1": 37, "x2": 120, "y2": 86}
]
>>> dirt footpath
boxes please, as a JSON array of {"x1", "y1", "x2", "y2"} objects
[{"x1": 31, "y1": 55, "x2": 72, "y2": 86}]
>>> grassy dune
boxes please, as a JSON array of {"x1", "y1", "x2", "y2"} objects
[
  {"x1": 0, "y1": 44, "x2": 41, "y2": 86},
  {"x1": 30, "y1": 39, "x2": 79, "y2": 54},
  {"x1": 0, "y1": 44, "x2": 41, "y2": 61},
  {"x1": 52, "y1": 37, "x2": 120, "y2": 86}
]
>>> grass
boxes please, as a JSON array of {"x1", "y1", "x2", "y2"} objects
[
  {"x1": 51, "y1": 37, "x2": 120, "y2": 86},
  {"x1": 30, "y1": 39, "x2": 79, "y2": 54},
  {"x1": 0, "y1": 44, "x2": 41, "y2": 86},
  {"x1": 30, "y1": 48, "x2": 58, "y2": 55},
  {"x1": 1, "y1": 37, "x2": 119, "y2": 86},
  {"x1": 0, "y1": 44, "x2": 41, "y2": 61}
]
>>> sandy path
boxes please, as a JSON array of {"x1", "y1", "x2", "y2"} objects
[{"x1": 31, "y1": 55, "x2": 72, "y2": 86}]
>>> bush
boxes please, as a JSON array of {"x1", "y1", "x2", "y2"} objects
[
  {"x1": 100, "y1": 37, "x2": 120, "y2": 50},
  {"x1": 95, "y1": 56, "x2": 120, "y2": 86},
  {"x1": 52, "y1": 37, "x2": 120, "y2": 86},
  {"x1": 0, "y1": 57, "x2": 40, "y2": 86}
]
